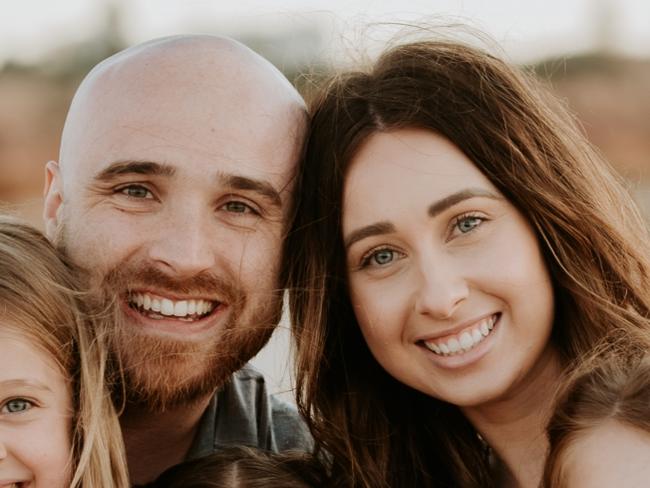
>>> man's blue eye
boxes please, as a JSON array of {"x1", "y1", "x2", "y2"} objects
[
  {"x1": 224, "y1": 201, "x2": 251, "y2": 213},
  {"x1": 2, "y1": 399, "x2": 32, "y2": 414},
  {"x1": 120, "y1": 186, "x2": 152, "y2": 199}
]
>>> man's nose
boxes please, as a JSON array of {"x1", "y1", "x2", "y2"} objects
[
  {"x1": 147, "y1": 206, "x2": 217, "y2": 277},
  {"x1": 413, "y1": 255, "x2": 469, "y2": 320}
]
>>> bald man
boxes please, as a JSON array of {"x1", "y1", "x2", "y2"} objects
[{"x1": 43, "y1": 35, "x2": 310, "y2": 483}]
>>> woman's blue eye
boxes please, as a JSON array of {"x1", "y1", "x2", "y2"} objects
[
  {"x1": 456, "y1": 216, "x2": 483, "y2": 233},
  {"x1": 2, "y1": 398, "x2": 33, "y2": 414},
  {"x1": 373, "y1": 250, "x2": 394, "y2": 265},
  {"x1": 361, "y1": 249, "x2": 397, "y2": 268}
]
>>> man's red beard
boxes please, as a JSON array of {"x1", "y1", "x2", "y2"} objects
[
  {"x1": 96, "y1": 264, "x2": 283, "y2": 412},
  {"x1": 52, "y1": 205, "x2": 284, "y2": 413}
]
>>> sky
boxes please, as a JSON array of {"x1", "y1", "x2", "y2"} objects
[{"x1": 1, "y1": 0, "x2": 649, "y2": 68}]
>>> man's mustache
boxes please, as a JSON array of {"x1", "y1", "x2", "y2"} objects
[{"x1": 97, "y1": 263, "x2": 242, "y2": 304}]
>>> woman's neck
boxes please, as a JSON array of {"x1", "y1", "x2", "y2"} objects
[{"x1": 462, "y1": 345, "x2": 563, "y2": 488}]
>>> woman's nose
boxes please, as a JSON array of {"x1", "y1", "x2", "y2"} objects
[{"x1": 413, "y1": 257, "x2": 469, "y2": 319}]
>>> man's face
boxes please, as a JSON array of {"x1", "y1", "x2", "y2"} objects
[{"x1": 45, "y1": 50, "x2": 302, "y2": 410}]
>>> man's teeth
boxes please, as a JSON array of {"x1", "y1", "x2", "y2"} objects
[
  {"x1": 129, "y1": 293, "x2": 215, "y2": 318},
  {"x1": 424, "y1": 315, "x2": 497, "y2": 356}
]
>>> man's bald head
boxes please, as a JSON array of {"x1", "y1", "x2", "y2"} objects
[{"x1": 58, "y1": 34, "x2": 306, "y2": 183}]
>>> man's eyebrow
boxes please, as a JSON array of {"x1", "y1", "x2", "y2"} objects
[
  {"x1": 344, "y1": 222, "x2": 396, "y2": 250},
  {"x1": 94, "y1": 160, "x2": 176, "y2": 181},
  {"x1": 0, "y1": 379, "x2": 53, "y2": 392},
  {"x1": 428, "y1": 188, "x2": 502, "y2": 218},
  {"x1": 220, "y1": 174, "x2": 282, "y2": 207}
]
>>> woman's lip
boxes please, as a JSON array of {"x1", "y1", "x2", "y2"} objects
[
  {"x1": 415, "y1": 312, "x2": 500, "y2": 343},
  {"x1": 419, "y1": 314, "x2": 501, "y2": 369}
]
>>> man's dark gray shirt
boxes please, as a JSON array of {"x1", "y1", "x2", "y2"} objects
[{"x1": 187, "y1": 364, "x2": 312, "y2": 458}]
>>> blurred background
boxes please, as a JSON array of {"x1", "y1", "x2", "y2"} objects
[{"x1": 2, "y1": 0, "x2": 649, "y2": 393}]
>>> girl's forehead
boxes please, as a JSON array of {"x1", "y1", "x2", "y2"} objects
[{"x1": 0, "y1": 326, "x2": 68, "y2": 380}]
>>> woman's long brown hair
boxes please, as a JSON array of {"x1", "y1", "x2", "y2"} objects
[{"x1": 285, "y1": 39, "x2": 650, "y2": 487}]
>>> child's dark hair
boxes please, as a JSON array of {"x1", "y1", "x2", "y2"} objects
[{"x1": 142, "y1": 447, "x2": 327, "y2": 487}]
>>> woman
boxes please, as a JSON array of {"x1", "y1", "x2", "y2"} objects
[
  {"x1": 286, "y1": 39, "x2": 650, "y2": 487},
  {"x1": 0, "y1": 216, "x2": 129, "y2": 487}
]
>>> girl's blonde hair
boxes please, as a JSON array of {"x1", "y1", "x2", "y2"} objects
[{"x1": 0, "y1": 216, "x2": 129, "y2": 487}]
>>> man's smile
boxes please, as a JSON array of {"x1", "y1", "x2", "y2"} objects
[
  {"x1": 122, "y1": 289, "x2": 231, "y2": 337},
  {"x1": 127, "y1": 291, "x2": 220, "y2": 321}
]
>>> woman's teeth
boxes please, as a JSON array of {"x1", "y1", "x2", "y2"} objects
[
  {"x1": 128, "y1": 292, "x2": 216, "y2": 319},
  {"x1": 423, "y1": 315, "x2": 497, "y2": 356}
]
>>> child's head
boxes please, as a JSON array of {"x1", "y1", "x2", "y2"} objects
[
  {"x1": 544, "y1": 347, "x2": 650, "y2": 487},
  {"x1": 144, "y1": 446, "x2": 326, "y2": 487},
  {"x1": 0, "y1": 216, "x2": 128, "y2": 487}
]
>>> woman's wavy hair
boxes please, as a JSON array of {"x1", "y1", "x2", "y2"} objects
[
  {"x1": 0, "y1": 216, "x2": 129, "y2": 487},
  {"x1": 285, "y1": 38, "x2": 650, "y2": 487},
  {"x1": 544, "y1": 338, "x2": 650, "y2": 487}
]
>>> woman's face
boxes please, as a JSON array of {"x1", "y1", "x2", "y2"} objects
[
  {"x1": 0, "y1": 327, "x2": 73, "y2": 487},
  {"x1": 343, "y1": 128, "x2": 555, "y2": 408}
]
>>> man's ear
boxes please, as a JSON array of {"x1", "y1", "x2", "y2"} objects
[{"x1": 43, "y1": 160, "x2": 63, "y2": 239}]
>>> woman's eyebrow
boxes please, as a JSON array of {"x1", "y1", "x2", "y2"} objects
[
  {"x1": 344, "y1": 222, "x2": 396, "y2": 250},
  {"x1": 428, "y1": 188, "x2": 502, "y2": 218},
  {"x1": 344, "y1": 188, "x2": 502, "y2": 250}
]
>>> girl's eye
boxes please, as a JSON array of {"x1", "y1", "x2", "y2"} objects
[
  {"x1": 119, "y1": 185, "x2": 153, "y2": 199},
  {"x1": 454, "y1": 214, "x2": 484, "y2": 234},
  {"x1": 1, "y1": 398, "x2": 33, "y2": 414}
]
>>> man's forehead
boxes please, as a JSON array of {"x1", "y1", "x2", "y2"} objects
[
  {"x1": 59, "y1": 35, "x2": 306, "y2": 184},
  {"x1": 78, "y1": 35, "x2": 300, "y2": 101},
  {"x1": 91, "y1": 158, "x2": 291, "y2": 200}
]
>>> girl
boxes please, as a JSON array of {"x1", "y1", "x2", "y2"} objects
[
  {"x1": 0, "y1": 216, "x2": 129, "y2": 487},
  {"x1": 544, "y1": 342, "x2": 650, "y2": 487},
  {"x1": 286, "y1": 38, "x2": 650, "y2": 487}
]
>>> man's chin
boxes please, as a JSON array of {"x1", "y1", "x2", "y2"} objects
[
  {"x1": 113, "y1": 330, "x2": 231, "y2": 412},
  {"x1": 111, "y1": 305, "x2": 278, "y2": 413}
]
